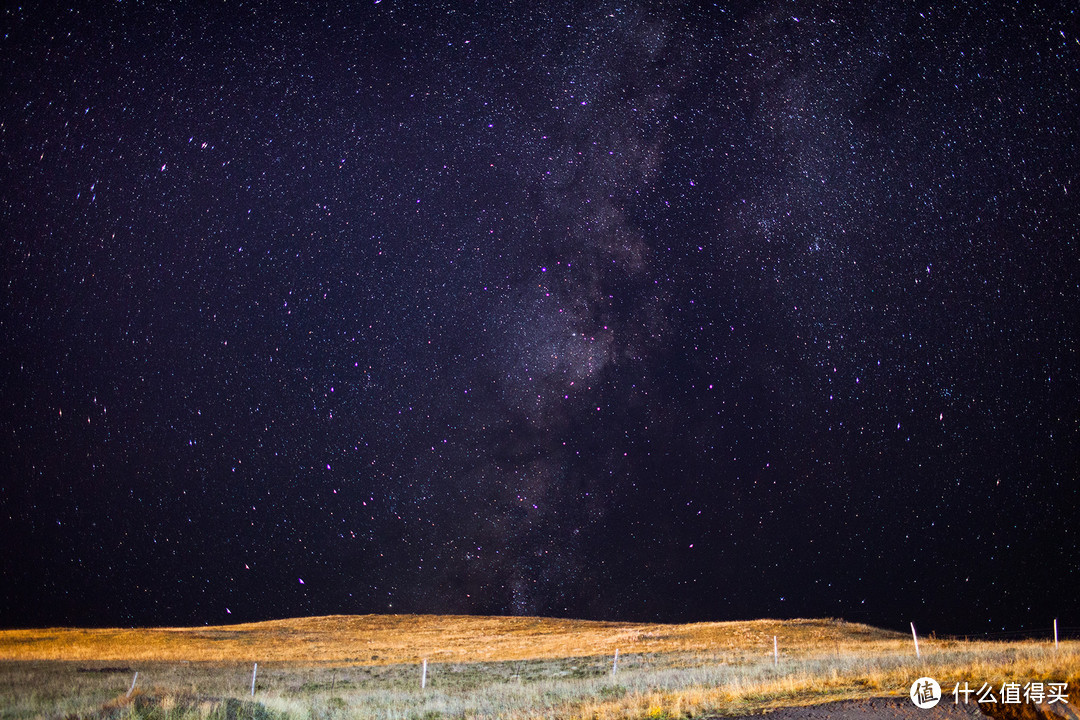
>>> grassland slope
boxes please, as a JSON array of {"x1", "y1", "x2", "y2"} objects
[{"x1": 0, "y1": 614, "x2": 901, "y2": 664}]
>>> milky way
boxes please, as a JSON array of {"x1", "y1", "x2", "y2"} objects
[{"x1": 1, "y1": 2, "x2": 1077, "y2": 634}]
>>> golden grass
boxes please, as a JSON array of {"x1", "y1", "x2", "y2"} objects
[
  {"x1": 0, "y1": 615, "x2": 1074, "y2": 720},
  {"x1": 559, "y1": 644, "x2": 1080, "y2": 719},
  {"x1": 0, "y1": 615, "x2": 898, "y2": 664}
]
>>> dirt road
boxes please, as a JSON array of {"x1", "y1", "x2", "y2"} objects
[{"x1": 721, "y1": 696, "x2": 985, "y2": 719}]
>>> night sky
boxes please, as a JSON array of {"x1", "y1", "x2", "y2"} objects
[{"x1": 2, "y1": 2, "x2": 1078, "y2": 636}]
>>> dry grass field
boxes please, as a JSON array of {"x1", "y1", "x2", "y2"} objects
[
  {"x1": 0, "y1": 615, "x2": 905, "y2": 664},
  {"x1": 0, "y1": 615, "x2": 1075, "y2": 719}
]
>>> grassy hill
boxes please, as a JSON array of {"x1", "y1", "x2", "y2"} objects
[
  {"x1": 0, "y1": 614, "x2": 903, "y2": 664},
  {"x1": 0, "y1": 615, "x2": 1074, "y2": 719}
]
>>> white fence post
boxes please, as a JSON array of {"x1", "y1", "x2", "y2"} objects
[
  {"x1": 1054, "y1": 619, "x2": 1059, "y2": 650},
  {"x1": 612, "y1": 648, "x2": 619, "y2": 676},
  {"x1": 421, "y1": 658, "x2": 427, "y2": 689},
  {"x1": 251, "y1": 663, "x2": 258, "y2": 697},
  {"x1": 910, "y1": 622, "x2": 920, "y2": 659},
  {"x1": 127, "y1": 671, "x2": 138, "y2": 698},
  {"x1": 773, "y1": 635, "x2": 778, "y2": 665}
]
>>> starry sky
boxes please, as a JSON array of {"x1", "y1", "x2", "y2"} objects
[{"x1": 1, "y1": 2, "x2": 1078, "y2": 635}]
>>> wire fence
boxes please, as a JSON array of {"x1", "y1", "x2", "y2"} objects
[{"x1": 943, "y1": 625, "x2": 1079, "y2": 642}]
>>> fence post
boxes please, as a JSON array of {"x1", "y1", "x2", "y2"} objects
[
  {"x1": 612, "y1": 648, "x2": 619, "y2": 676},
  {"x1": 251, "y1": 663, "x2": 258, "y2": 697},
  {"x1": 910, "y1": 622, "x2": 920, "y2": 659},
  {"x1": 127, "y1": 671, "x2": 138, "y2": 698},
  {"x1": 1054, "y1": 619, "x2": 1058, "y2": 650},
  {"x1": 421, "y1": 658, "x2": 427, "y2": 689},
  {"x1": 773, "y1": 636, "x2": 778, "y2": 666}
]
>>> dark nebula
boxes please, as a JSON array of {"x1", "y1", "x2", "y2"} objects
[{"x1": 1, "y1": 2, "x2": 1077, "y2": 635}]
